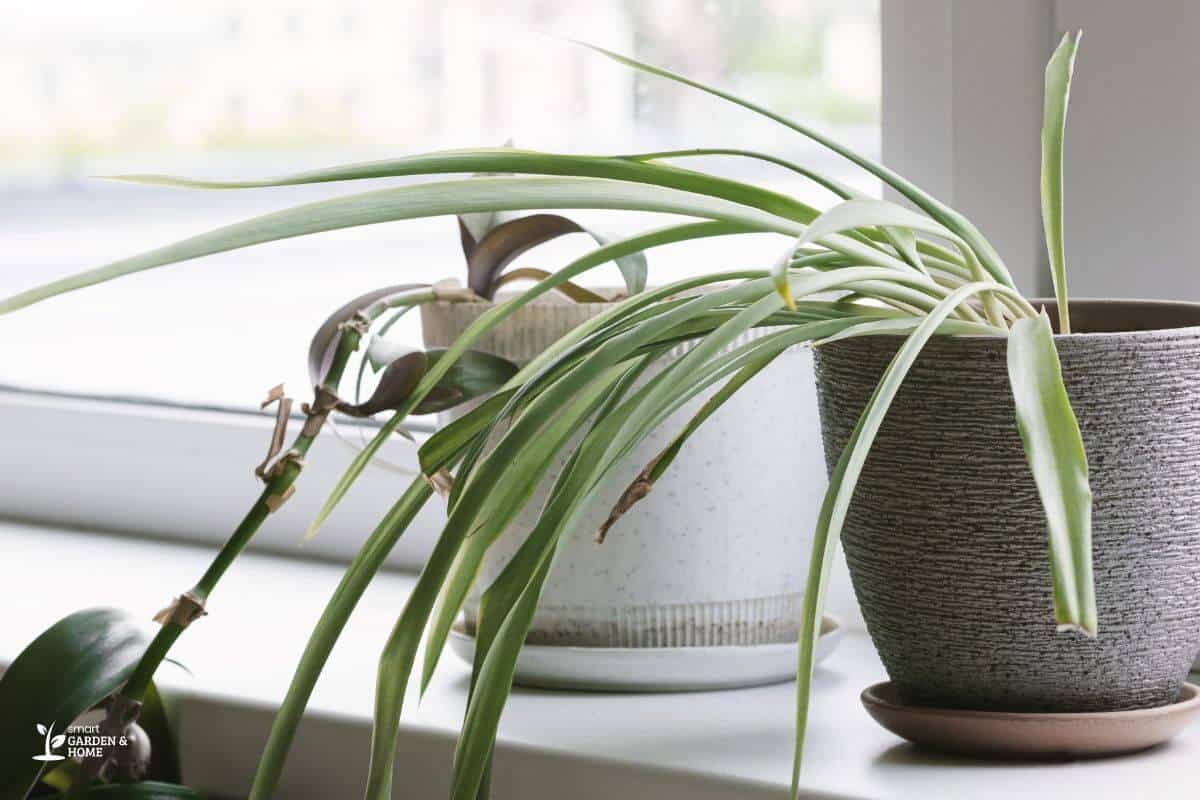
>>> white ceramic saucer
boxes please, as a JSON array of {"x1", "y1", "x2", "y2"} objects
[{"x1": 447, "y1": 615, "x2": 842, "y2": 692}]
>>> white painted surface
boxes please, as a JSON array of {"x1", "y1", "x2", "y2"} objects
[
  {"x1": 0, "y1": 388, "x2": 865, "y2": 629},
  {"x1": 1, "y1": 523, "x2": 1196, "y2": 799},
  {"x1": 884, "y1": 0, "x2": 1200, "y2": 302},
  {"x1": 1053, "y1": 0, "x2": 1200, "y2": 301},
  {"x1": 882, "y1": 0, "x2": 1054, "y2": 295},
  {"x1": 0, "y1": 388, "x2": 446, "y2": 571}
]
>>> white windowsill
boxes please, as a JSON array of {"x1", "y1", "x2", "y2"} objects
[{"x1": 2, "y1": 521, "x2": 1197, "y2": 800}]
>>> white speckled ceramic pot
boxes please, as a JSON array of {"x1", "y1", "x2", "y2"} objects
[{"x1": 421, "y1": 291, "x2": 827, "y2": 653}]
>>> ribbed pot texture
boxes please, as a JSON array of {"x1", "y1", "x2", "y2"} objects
[
  {"x1": 421, "y1": 292, "x2": 826, "y2": 650},
  {"x1": 813, "y1": 299, "x2": 1200, "y2": 712}
]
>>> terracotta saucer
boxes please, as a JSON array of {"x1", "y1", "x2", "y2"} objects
[{"x1": 861, "y1": 681, "x2": 1200, "y2": 758}]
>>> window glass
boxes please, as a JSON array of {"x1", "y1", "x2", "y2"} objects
[{"x1": 0, "y1": 0, "x2": 879, "y2": 407}]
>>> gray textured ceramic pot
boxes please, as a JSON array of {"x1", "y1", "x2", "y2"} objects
[{"x1": 813, "y1": 299, "x2": 1200, "y2": 713}]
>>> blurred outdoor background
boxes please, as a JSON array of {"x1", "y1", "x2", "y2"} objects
[{"x1": 0, "y1": 0, "x2": 879, "y2": 407}]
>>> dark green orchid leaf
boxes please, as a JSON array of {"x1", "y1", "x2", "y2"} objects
[
  {"x1": 338, "y1": 348, "x2": 517, "y2": 418},
  {"x1": 465, "y1": 213, "x2": 586, "y2": 298},
  {"x1": 415, "y1": 349, "x2": 519, "y2": 414},
  {"x1": 463, "y1": 213, "x2": 648, "y2": 300},
  {"x1": 307, "y1": 284, "x2": 429, "y2": 387},
  {"x1": 338, "y1": 349, "x2": 429, "y2": 417},
  {"x1": 58, "y1": 781, "x2": 205, "y2": 798},
  {"x1": 0, "y1": 609, "x2": 153, "y2": 800},
  {"x1": 456, "y1": 138, "x2": 517, "y2": 261},
  {"x1": 137, "y1": 683, "x2": 180, "y2": 785}
]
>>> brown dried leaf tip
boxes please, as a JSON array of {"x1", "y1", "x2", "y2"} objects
[{"x1": 595, "y1": 467, "x2": 656, "y2": 543}]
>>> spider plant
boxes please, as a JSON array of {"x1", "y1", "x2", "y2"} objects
[{"x1": 0, "y1": 32, "x2": 1090, "y2": 800}]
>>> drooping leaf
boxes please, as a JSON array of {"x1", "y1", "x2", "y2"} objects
[
  {"x1": 788, "y1": 282, "x2": 1027, "y2": 795},
  {"x1": 417, "y1": 390, "x2": 519, "y2": 477},
  {"x1": 0, "y1": 176, "x2": 796, "y2": 316},
  {"x1": 107, "y1": 147, "x2": 819, "y2": 232},
  {"x1": 448, "y1": 312, "x2": 886, "y2": 800},
  {"x1": 798, "y1": 198, "x2": 962, "y2": 249},
  {"x1": 464, "y1": 214, "x2": 579, "y2": 297},
  {"x1": 457, "y1": 138, "x2": 517, "y2": 257},
  {"x1": 418, "y1": 283, "x2": 777, "y2": 694},
  {"x1": 576, "y1": 40, "x2": 1017, "y2": 289},
  {"x1": 596, "y1": 351, "x2": 778, "y2": 542},
  {"x1": 306, "y1": 284, "x2": 429, "y2": 387},
  {"x1": 1041, "y1": 30, "x2": 1081, "y2": 334},
  {"x1": 416, "y1": 350, "x2": 520, "y2": 414},
  {"x1": 462, "y1": 213, "x2": 648, "y2": 299},
  {"x1": 303, "y1": 222, "x2": 753, "y2": 539},
  {"x1": 1007, "y1": 312, "x2": 1095, "y2": 634},
  {"x1": 338, "y1": 349, "x2": 517, "y2": 418},
  {"x1": 0, "y1": 608, "x2": 153, "y2": 800},
  {"x1": 338, "y1": 350, "x2": 429, "y2": 417},
  {"x1": 248, "y1": 478, "x2": 434, "y2": 800},
  {"x1": 769, "y1": 198, "x2": 962, "y2": 307}
]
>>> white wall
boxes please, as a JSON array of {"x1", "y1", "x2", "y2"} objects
[
  {"x1": 1055, "y1": 0, "x2": 1200, "y2": 301},
  {"x1": 883, "y1": 0, "x2": 1200, "y2": 302}
]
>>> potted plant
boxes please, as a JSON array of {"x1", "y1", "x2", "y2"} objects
[
  {"x1": 413, "y1": 209, "x2": 829, "y2": 685},
  {"x1": 2, "y1": 30, "x2": 1197, "y2": 800}
]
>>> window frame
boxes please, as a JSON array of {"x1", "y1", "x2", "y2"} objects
[{"x1": 0, "y1": 386, "x2": 445, "y2": 570}]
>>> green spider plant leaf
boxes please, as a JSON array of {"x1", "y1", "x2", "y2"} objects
[
  {"x1": 797, "y1": 198, "x2": 962, "y2": 249},
  {"x1": 461, "y1": 213, "x2": 647, "y2": 299},
  {"x1": 787, "y1": 282, "x2": 1029, "y2": 796},
  {"x1": 417, "y1": 390, "x2": 518, "y2": 476},
  {"x1": 1042, "y1": 30, "x2": 1081, "y2": 335},
  {"x1": 456, "y1": 138, "x2": 517, "y2": 255},
  {"x1": 0, "y1": 608, "x2": 153, "y2": 799},
  {"x1": 418, "y1": 283, "x2": 780, "y2": 694},
  {"x1": 768, "y1": 198, "x2": 963, "y2": 308},
  {"x1": 1007, "y1": 312, "x2": 1095, "y2": 634},
  {"x1": 576, "y1": 40, "x2": 1016, "y2": 289},
  {"x1": 450, "y1": 314, "x2": 891, "y2": 800},
  {"x1": 0, "y1": 177, "x2": 798, "y2": 316},
  {"x1": 302, "y1": 222, "x2": 755, "y2": 540},
  {"x1": 106, "y1": 147, "x2": 819, "y2": 230},
  {"x1": 596, "y1": 353, "x2": 777, "y2": 542},
  {"x1": 362, "y1": 364, "x2": 632, "y2": 800},
  {"x1": 247, "y1": 478, "x2": 434, "y2": 800}
]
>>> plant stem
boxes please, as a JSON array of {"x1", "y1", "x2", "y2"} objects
[{"x1": 83, "y1": 325, "x2": 367, "y2": 782}]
